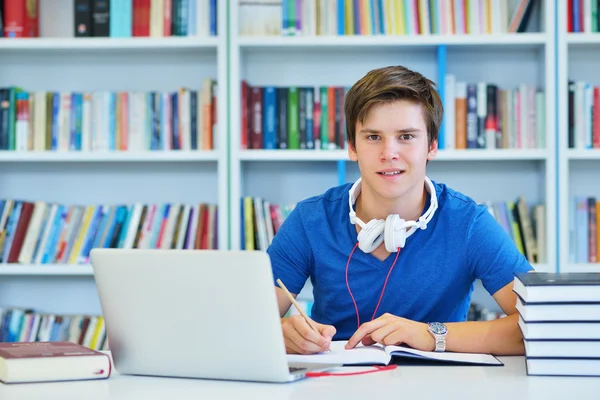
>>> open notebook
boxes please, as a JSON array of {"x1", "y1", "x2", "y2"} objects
[{"x1": 287, "y1": 341, "x2": 503, "y2": 366}]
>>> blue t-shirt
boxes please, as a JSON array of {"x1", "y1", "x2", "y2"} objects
[{"x1": 267, "y1": 180, "x2": 534, "y2": 340}]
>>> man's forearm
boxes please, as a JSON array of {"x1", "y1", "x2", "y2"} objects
[{"x1": 444, "y1": 313, "x2": 524, "y2": 355}]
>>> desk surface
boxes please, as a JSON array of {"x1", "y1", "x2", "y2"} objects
[{"x1": 1, "y1": 357, "x2": 599, "y2": 400}]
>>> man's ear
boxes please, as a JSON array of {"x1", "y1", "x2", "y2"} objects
[
  {"x1": 427, "y1": 139, "x2": 438, "y2": 160},
  {"x1": 348, "y1": 141, "x2": 358, "y2": 162}
]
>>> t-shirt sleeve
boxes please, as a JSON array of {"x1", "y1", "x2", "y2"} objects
[
  {"x1": 266, "y1": 206, "x2": 312, "y2": 295},
  {"x1": 467, "y1": 205, "x2": 534, "y2": 295}
]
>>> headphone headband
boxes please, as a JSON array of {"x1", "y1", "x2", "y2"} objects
[{"x1": 348, "y1": 176, "x2": 438, "y2": 240}]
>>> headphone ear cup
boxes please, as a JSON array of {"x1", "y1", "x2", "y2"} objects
[
  {"x1": 385, "y1": 214, "x2": 406, "y2": 252},
  {"x1": 357, "y1": 219, "x2": 385, "y2": 253}
]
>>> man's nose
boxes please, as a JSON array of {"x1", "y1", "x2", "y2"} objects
[{"x1": 380, "y1": 138, "x2": 400, "y2": 161}]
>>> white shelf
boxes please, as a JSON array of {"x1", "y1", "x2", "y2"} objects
[
  {"x1": 0, "y1": 265, "x2": 93, "y2": 276},
  {"x1": 559, "y1": 264, "x2": 600, "y2": 273},
  {"x1": 0, "y1": 37, "x2": 218, "y2": 52},
  {"x1": 0, "y1": 151, "x2": 219, "y2": 162},
  {"x1": 566, "y1": 33, "x2": 600, "y2": 45},
  {"x1": 238, "y1": 33, "x2": 548, "y2": 50},
  {"x1": 567, "y1": 149, "x2": 600, "y2": 160},
  {"x1": 238, "y1": 149, "x2": 548, "y2": 162}
]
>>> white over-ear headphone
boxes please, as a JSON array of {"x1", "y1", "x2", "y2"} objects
[{"x1": 348, "y1": 176, "x2": 438, "y2": 253}]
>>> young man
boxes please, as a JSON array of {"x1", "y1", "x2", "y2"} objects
[{"x1": 267, "y1": 65, "x2": 534, "y2": 356}]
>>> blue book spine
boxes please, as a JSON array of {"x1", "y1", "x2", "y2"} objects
[
  {"x1": 263, "y1": 86, "x2": 277, "y2": 149},
  {"x1": 190, "y1": 91, "x2": 197, "y2": 150},
  {"x1": 573, "y1": 0, "x2": 581, "y2": 33},
  {"x1": 75, "y1": 92, "x2": 83, "y2": 150},
  {"x1": 353, "y1": 0, "x2": 361, "y2": 34},
  {"x1": 7, "y1": 309, "x2": 24, "y2": 342},
  {"x1": 92, "y1": 206, "x2": 111, "y2": 249},
  {"x1": 378, "y1": 0, "x2": 385, "y2": 34},
  {"x1": 117, "y1": 205, "x2": 135, "y2": 248},
  {"x1": 210, "y1": 0, "x2": 217, "y2": 36},
  {"x1": 79, "y1": 206, "x2": 105, "y2": 264},
  {"x1": 145, "y1": 93, "x2": 152, "y2": 150},
  {"x1": 171, "y1": 92, "x2": 179, "y2": 150},
  {"x1": 338, "y1": 0, "x2": 345, "y2": 35},
  {"x1": 103, "y1": 205, "x2": 122, "y2": 248},
  {"x1": 306, "y1": 88, "x2": 314, "y2": 149},
  {"x1": 40, "y1": 205, "x2": 64, "y2": 264},
  {"x1": 188, "y1": 0, "x2": 197, "y2": 36},
  {"x1": 240, "y1": 198, "x2": 245, "y2": 251},
  {"x1": 404, "y1": 0, "x2": 412, "y2": 34},
  {"x1": 437, "y1": 45, "x2": 447, "y2": 150},
  {"x1": 52, "y1": 93, "x2": 60, "y2": 150}
]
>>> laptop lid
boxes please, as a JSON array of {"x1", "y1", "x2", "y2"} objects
[{"x1": 90, "y1": 249, "x2": 317, "y2": 383}]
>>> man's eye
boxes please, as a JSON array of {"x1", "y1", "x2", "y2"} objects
[
  {"x1": 367, "y1": 135, "x2": 380, "y2": 140},
  {"x1": 400, "y1": 134, "x2": 414, "y2": 140}
]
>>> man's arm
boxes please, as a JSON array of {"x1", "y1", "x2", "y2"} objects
[
  {"x1": 444, "y1": 281, "x2": 524, "y2": 355},
  {"x1": 275, "y1": 287, "x2": 293, "y2": 318},
  {"x1": 346, "y1": 281, "x2": 525, "y2": 355}
]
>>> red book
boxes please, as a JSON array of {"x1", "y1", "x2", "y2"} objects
[
  {"x1": 132, "y1": 0, "x2": 151, "y2": 36},
  {"x1": 3, "y1": 0, "x2": 26, "y2": 38},
  {"x1": 163, "y1": 0, "x2": 172, "y2": 36},
  {"x1": 0, "y1": 342, "x2": 111, "y2": 384},
  {"x1": 6, "y1": 201, "x2": 34, "y2": 263}
]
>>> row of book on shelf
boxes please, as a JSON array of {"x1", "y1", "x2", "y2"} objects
[
  {"x1": 569, "y1": 196, "x2": 600, "y2": 264},
  {"x1": 239, "y1": 0, "x2": 537, "y2": 36},
  {"x1": 514, "y1": 271, "x2": 600, "y2": 377},
  {"x1": 241, "y1": 79, "x2": 546, "y2": 152},
  {"x1": 0, "y1": 0, "x2": 216, "y2": 39},
  {"x1": 567, "y1": 0, "x2": 600, "y2": 33},
  {"x1": 239, "y1": 194, "x2": 545, "y2": 264},
  {"x1": 567, "y1": 80, "x2": 600, "y2": 149},
  {"x1": 443, "y1": 75, "x2": 545, "y2": 150},
  {"x1": 0, "y1": 308, "x2": 108, "y2": 351},
  {"x1": 0, "y1": 200, "x2": 219, "y2": 266},
  {"x1": 0, "y1": 81, "x2": 217, "y2": 152}
]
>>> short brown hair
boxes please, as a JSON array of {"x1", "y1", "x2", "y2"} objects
[{"x1": 344, "y1": 65, "x2": 443, "y2": 149}]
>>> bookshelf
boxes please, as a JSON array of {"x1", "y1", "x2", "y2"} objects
[
  {"x1": 0, "y1": 1, "x2": 564, "y2": 325},
  {"x1": 229, "y1": 1, "x2": 556, "y2": 268},
  {"x1": 229, "y1": 1, "x2": 556, "y2": 310},
  {"x1": 557, "y1": 1, "x2": 600, "y2": 273},
  {"x1": 0, "y1": 0, "x2": 228, "y2": 317}
]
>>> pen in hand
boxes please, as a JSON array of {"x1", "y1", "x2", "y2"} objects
[{"x1": 276, "y1": 278, "x2": 331, "y2": 352}]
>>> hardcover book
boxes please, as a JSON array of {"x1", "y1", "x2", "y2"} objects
[{"x1": 0, "y1": 341, "x2": 111, "y2": 384}]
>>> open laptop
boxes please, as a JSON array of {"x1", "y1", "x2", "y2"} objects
[{"x1": 89, "y1": 248, "x2": 339, "y2": 383}]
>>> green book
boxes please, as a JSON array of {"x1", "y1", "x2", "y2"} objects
[{"x1": 287, "y1": 87, "x2": 299, "y2": 149}]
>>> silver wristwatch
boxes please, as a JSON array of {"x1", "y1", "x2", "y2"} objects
[{"x1": 427, "y1": 322, "x2": 448, "y2": 352}]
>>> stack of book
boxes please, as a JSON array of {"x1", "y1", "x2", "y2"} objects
[{"x1": 513, "y1": 272, "x2": 600, "y2": 377}]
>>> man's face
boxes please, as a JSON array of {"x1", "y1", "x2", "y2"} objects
[{"x1": 348, "y1": 100, "x2": 438, "y2": 203}]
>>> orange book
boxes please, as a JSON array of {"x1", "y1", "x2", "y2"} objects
[
  {"x1": 0, "y1": 342, "x2": 111, "y2": 384},
  {"x1": 455, "y1": 96, "x2": 467, "y2": 149}
]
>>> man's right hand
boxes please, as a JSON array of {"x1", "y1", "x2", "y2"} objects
[{"x1": 281, "y1": 315, "x2": 336, "y2": 354}]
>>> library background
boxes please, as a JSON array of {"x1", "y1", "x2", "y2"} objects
[{"x1": 0, "y1": 0, "x2": 593, "y2": 352}]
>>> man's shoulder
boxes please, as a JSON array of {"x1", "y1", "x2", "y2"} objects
[
  {"x1": 296, "y1": 183, "x2": 351, "y2": 212},
  {"x1": 434, "y1": 181, "x2": 483, "y2": 215}
]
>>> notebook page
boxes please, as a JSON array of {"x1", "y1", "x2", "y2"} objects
[{"x1": 287, "y1": 341, "x2": 391, "y2": 365}]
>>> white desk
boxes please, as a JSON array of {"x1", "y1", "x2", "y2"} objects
[{"x1": 1, "y1": 357, "x2": 599, "y2": 400}]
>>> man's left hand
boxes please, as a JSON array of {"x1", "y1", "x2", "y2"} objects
[{"x1": 345, "y1": 313, "x2": 436, "y2": 351}]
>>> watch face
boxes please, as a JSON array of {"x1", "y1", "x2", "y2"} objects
[{"x1": 429, "y1": 322, "x2": 447, "y2": 335}]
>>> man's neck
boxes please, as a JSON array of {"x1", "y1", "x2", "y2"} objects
[{"x1": 355, "y1": 181, "x2": 427, "y2": 223}]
